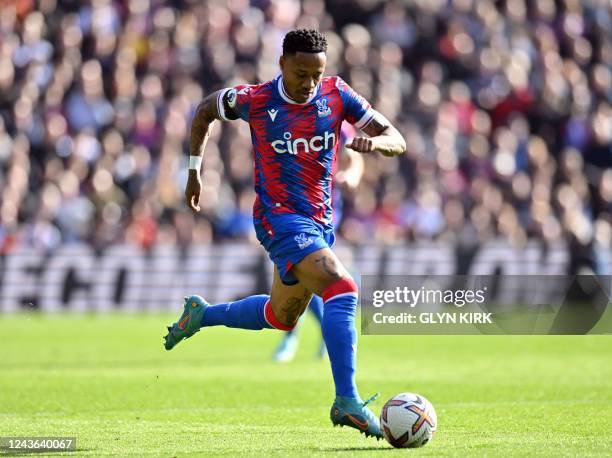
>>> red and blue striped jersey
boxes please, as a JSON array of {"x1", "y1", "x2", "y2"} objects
[{"x1": 217, "y1": 75, "x2": 374, "y2": 227}]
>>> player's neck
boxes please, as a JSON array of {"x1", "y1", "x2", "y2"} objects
[
  {"x1": 280, "y1": 77, "x2": 302, "y2": 103},
  {"x1": 278, "y1": 75, "x2": 317, "y2": 104}
]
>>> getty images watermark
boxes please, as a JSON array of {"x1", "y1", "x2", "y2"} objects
[
  {"x1": 371, "y1": 285, "x2": 492, "y2": 325},
  {"x1": 360, "y1": 275, "x2": 612, "y2": 335}
]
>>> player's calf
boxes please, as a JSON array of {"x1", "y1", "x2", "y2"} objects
[
  {"x1": 266, "y1": 296, "x2": 313, "y2": 329},
  {"x1": 268, "y1": 268, "x2": 314, "y2": 328}
]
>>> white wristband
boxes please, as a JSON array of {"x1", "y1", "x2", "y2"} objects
[{"x1": 189, "y1": 155, "x2": 203, "y2": 170}]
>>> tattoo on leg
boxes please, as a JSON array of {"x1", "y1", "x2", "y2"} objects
[
  {"x1": 314, "y1": 255, "x2": 342, "y2": 280},
  {"x1": 282, "y1": 290, "x2": 311, "y2": 325}
]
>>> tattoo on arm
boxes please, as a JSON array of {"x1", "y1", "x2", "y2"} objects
[
  {"x1": 190, "y1": 95, "x2": 215, "y2": 156},
  {"x1": 361, "y1": 110, "x2": 407, "y2": 156},
  {"x1": 362, "y1": 112, "x2": 391, "y2": 137},
  {"x1": 189, "y1": 90, "x2": 229, "y2": 156}
]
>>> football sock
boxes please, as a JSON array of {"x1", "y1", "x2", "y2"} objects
[
  {"x1": 200, "y1": 295, "x2": 294, "y2": 331},
  {"x1": 322, "y1": 277, "x2": 360, "y2": 400},
  {"x1": 285, "y1": 324, "x2": 298, "y2": 337},
  {"x1": 308, "y1": 295, "x2": 324, "y2": 325}
]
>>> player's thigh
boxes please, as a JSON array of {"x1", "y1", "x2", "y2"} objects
[
  {"x1": 291, "y1": 247, "x2": 351, "y2": 296},
  {"x1": 270, "y1": 266, "x2": 313, "y2": 326}
]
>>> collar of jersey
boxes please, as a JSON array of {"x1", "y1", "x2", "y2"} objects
[{"x1": 277, "y1": 75, "x2": 320, "y2": 105}]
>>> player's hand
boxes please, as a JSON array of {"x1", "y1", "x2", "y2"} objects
[
  {"x1": 346, "y1": 137, "x2": 377, "y2": 154},
  {"x1": 185, "y1": 170, "x2": 202, "y2": 212}
]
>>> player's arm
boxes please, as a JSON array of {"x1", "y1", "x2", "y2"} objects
[
  {"x1": 186, "y1": 90, "x2": 238, "y2": 212},
  {"x1": 335, "y1": 145, "x2": 364, "y2": 190},
  {"x1": 346, "y1": 111, "x2": 406, "y2": 158}
]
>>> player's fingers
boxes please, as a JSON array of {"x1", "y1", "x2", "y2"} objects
[
  {"x1": 361, "y1": 138, "x2": 374, "y2": 152},
  {"x1": 347, "y1": 138, "x2": 363, "y2": 151},
  {"x1": 190, "y1": 195, "x2": 200, "y2": 212},
  {"x1": 351, "y1": 137, "x2": 370, "y2": 153},
  {"x1": 185, "y1": 190, "x2": 197, "y2": 211}
]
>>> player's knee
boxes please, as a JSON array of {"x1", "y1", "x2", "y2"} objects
[{"x1": 312, "y1": 254, "x2": 347, "y2": 284}]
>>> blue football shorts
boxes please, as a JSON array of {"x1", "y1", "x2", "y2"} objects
[{"x1": 254, "y1": 212, "x2": 336, "y2": 285}]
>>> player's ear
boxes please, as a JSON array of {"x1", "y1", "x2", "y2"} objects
[{"x1": 279, "y1": 55, "x2": 286, "y2": 72}]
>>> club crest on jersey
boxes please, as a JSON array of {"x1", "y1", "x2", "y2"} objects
[
  {"x1": 294, "y1": 233, "x2": 314, "y2": 250},
  {"x1": 316, "y1": 98, "x2": 331, "y2": 117},
  {"x1": 271, "y1": 131, "x2": 336, "y2": 155}
]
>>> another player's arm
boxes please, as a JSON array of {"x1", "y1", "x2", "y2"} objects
[
  {"x1": 335, "y1": 146, "x2": 364, "y2": 190},
  {"x1": 186, "y1": 90, "x2": 230, "y2": 212},
  {"x1": 346, "y1": 111, "x2": 406, "y2": 157}
]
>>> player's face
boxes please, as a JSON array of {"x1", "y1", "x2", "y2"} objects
[{"x1": 280, "y1": 52, "x2": 326, "y2": 103}]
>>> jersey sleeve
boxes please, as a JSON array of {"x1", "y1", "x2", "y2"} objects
[
  {"x1": 335, "y1": 77, "x2": 375, "y2": 129},
  {"x1": 216, "y1": 85, "x2": 254, "y2": 122}
]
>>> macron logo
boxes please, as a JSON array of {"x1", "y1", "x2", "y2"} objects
[{"x1": 268, "y1": 109, "x2": 278, "y2": 122}]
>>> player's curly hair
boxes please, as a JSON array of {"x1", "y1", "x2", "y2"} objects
[{"x1": 282, "y1": 29, "x2": 327, "y2": 55}]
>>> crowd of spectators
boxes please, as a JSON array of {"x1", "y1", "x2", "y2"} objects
[{"x1": 0, "y1": 0, "x2": 610, "y2": 265}]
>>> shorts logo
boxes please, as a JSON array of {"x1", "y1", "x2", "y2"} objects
[
  {"x1": 316, "y1": 98, "x2": 331, "y2": 117},
  {"x1": 294, "y1": 233, "x2": 314, "y2": 250}
]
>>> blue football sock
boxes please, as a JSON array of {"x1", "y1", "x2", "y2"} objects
[
  {"x1": 308, "y1": 295, "x2": 324, "y2": 325},
  {"x1": 200, "y1": 294, "x2": 274, "y2": 330},
  {"x1": 322, "y1": 279, "x2": 360, "y2": 400},
  {"x1": 285, "y1": 324, "x2": 298, "y2": 337}
]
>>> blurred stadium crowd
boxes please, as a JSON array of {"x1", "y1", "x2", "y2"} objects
[{"x1": 0, "y1": 0, "x2": 610, "y2": 264}]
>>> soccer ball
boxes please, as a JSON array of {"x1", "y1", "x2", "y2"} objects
[{"x1": 380, "y1": 393, "x2": 437, "y2": 448}]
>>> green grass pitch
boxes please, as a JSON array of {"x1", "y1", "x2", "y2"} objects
[{"x1": 1, "y1": 313, "x2": 611, "y2": 456}]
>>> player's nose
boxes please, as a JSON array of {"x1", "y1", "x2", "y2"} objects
[{"x1": 302, "y1": 78, "x2": 316, "y2": 91}]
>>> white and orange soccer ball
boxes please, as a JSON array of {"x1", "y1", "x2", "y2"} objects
[{"x1": 380, "y1": 393, "x2": 437, "y2": 448}]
